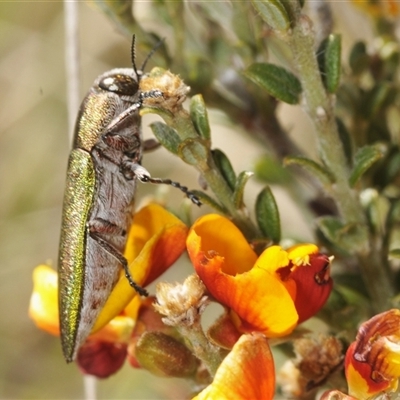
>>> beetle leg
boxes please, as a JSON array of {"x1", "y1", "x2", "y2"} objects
[
  {"x1": 140, "y1": 175, "x2": 202, "y2": 206},
  {"x1": 88, "y1": 220, "x2": 148, "y2": 297},
  {"x1": 120, "y1": 160, "x2": 201, "y2": 206},
  {"x1": 89, "y1": 218, "x2": 127, "y2": 237},
  {"x1": 102, "y1": 102, "x2": 142, "y2": 137},
  {"x1": 101, "y1": 89, "x2": 163, "y2": 139}
]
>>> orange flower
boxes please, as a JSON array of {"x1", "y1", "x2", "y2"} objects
[
  {"x1": 187, "y1": 214, "x2": 332, "y2": 338},
  {"x1": 193, "y1": 333, "x2": 275, "y2": 400},
  {"x1": 345, "y1": 309, "x2": 400, "y2": 399},
  {"x1": 29, "y1": 203, "x2": 189, "y2": 376}
]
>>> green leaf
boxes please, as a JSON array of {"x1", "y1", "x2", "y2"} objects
[
  {"x1": 368, "y1": 193, "x2": 390, "y2": 235},
  {"x1": 243, "y1": 63, "x2": 302, "y2": 104},
  {"x1": 284, "y1": 156, "x2": 335, "y2": 186},
  {"x1": 325, "y1": 34, "x2": 341, "y2": 93},
  {"x1": 178, "y1": 138, "x2": 209, "y2": 166},
  {"x1": 212, "y1": 149, "x2": 236, "y2": 191},
  {"x1": 250, "y1": 0, "x2": 291, "y2": 31},
  {"x1": 364, "y1": 83, "x2": 395, "y2": 118},
  {"x1": 349, "y1": 143, "x2": 386, "y2": 187},
  {"x1": 190, "y1": 95, "x2": 211, "y2": 140},
  {"x1": 255, "y1": 186, "x2": 281, "y2": 243},
  {"x1": 233, "y1": 171, "x2": 253, "y2": 209},
  {"x1": 149, "y1": 122, "x2": 181, "y2": 154},
  {"x1": 317, "y1": 34, "x2": 342, "y2": 93},
  {"x1": 349, "y1": 41, "x2": 369, "y2": 75},
  {"x1": 317, "y1": 216, "x2": 355, "y2": 254}
]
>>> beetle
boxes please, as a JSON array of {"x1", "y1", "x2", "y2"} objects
[{"x1": 58, "y1": 36, "x2": 199, "y2": 363}]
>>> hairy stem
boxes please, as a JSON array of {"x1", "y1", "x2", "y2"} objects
[{"x1": 285, "y1": 3, "x2": 394, "y2": 310}]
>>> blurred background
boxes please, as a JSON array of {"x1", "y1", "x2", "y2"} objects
[{"x1": 0, "y1": 1, "x2": 373, "y2": 399}]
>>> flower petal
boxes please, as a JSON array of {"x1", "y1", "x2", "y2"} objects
[
  {"x1": 187, "y1": 214, "x2": 258, "y2": 275},
  {"x1": 93, "y1": 204, "x2": 188, "y2": 332},
  {"x1": 29, "y1": 265, "x2": 59, "y2": 336},
  {"x1": 193, "y1": 333, "x2": 275, "y2": 400},
  {"x1": 125, "y1": 203, "x2": 189, "y2": 286},
  {"x1": 288, "y1": 253, "x2": 333, "y2": 323},
  {"x1": 77, "y1": 341, "x2": 127, "y2": 378},
  {"x1": 187, "y1": 220, "x2": 298, "y2": 337},
  {"x1": 188, "y1": 230, "x2": 298, "y2": 337},
  {"x1": 346, "y1": 342, "x2": 392, "y2": 399},
  {"x1": 345, "y1": 310, "x2": 400, "y2": 398}
]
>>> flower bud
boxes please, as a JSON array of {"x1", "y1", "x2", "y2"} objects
[{"x1": 134, "y1": 331, "x2": 199, "y2": 378}]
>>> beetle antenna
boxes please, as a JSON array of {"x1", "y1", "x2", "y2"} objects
[
  {"x1": 131, "y1": 34, "x2": 139, "y2": 78},
  {"x1": 139, "y1": 37, "x2": 165, "y2": 73}
]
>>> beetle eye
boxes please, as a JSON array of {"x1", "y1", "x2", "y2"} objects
[{"x1": 99, "y1": 74, "x2": 139, "y2": 95}]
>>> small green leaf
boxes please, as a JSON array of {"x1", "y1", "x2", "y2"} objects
[
  {"x1": 325, "y1": 34, "x2": 341, "y2": 93},
  {"x1": 149, "y1": 122, "x2": 181, "y2": 154},
  {"x1": 212, "y1": 149, "x2": 236, "y2": 191},
  {"x1": 233, "y1": 171, "x2": 253, "y2": 209},
  {"x1": 250, "y1": 0, "x2": 290, "y2": 31},
  {"x1": 190, "y1": 95, "x2": 211, "y2": 140},
  {"x1": 284, "y1": 156, "x2": 335, "y2": 186},
  {"x1": 141, "y1": 105, "x2": 174, "y2": 124},
  {"x1": 349, "y1": 41, "x2": 369, "y2": 75},
  {"x1": 255, "y1": 186, "x2": 281, "y2": 243},
  {"x1": 317, "y1": 216, "x2": 354, "y2": 254},
  {"x1": 178, "y1": 138, "x2": 209, "y2": 166},
  {"x1": 349, "y1": 143, "x2": 386, "y2": 187},
  {"x1": 317, "y1": 34, "x2": 342, "y2": 93},
  {"x1": 365, "y1": 83, "x2": 395, "y2": 118},
  {"x1": 243, "y1": 63, "x2": 302, "y2": 104}
]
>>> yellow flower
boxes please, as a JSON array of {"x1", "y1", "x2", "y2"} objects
[{"x1": 186, "y1": 214, "x2": 333, "y2": 338}]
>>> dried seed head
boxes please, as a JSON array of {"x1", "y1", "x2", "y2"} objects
[
  {"x1": 140, "y1": 68, "x2": 190, "y2": 112},
  {"x1": 278, "y1": 334, "x2": 344, "y2": 397},
  {"x1": 154, "y1": 274, "x2": 208, "y2": 326}
]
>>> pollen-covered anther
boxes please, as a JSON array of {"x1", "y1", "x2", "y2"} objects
[
  {"x1": 154, "y1": 274, "x2": 208, "y2": 326},
  {"x1": 292, "y1": 255, "x2": 311, "y2": 267}
]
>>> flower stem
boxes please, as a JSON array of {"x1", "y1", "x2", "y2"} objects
[
  {"x1": 287, "y1": 13, "x2": 366, "y2": 234},
  {"x1": 177, "y1": 321, "x2": 223, "y2": 377},
  {"x1": 285, "y1": 4, "x2": 394, "y2": 310}
]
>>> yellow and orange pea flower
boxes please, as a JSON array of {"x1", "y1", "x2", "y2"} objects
[
  {"x1": 29, "y1": 203, "x2": 189, "y2": 377},
  {"x1": 344, "y1": 309, "x2": 400, "y2": 399},
  {"x1": 186, "y1": 214, "x2": 333, "y2": 339},
  {"x1": 30, "y1": 208, "x2": 333, "y2": 386},
  {"x1": 193, "y1": 333, "x2": 275, "y2": 400}
]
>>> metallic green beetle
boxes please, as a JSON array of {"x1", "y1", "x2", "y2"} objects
[{"x1": 58, "y1": 37, "x2": 199, "y2": 363}]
